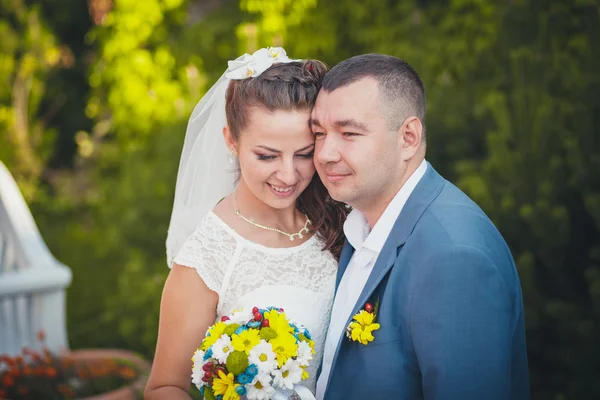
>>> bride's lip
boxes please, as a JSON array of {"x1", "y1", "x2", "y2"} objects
[{"x1": 267, "y1": 183, "x2": 297, "y2": 198}]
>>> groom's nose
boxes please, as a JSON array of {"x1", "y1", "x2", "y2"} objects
[{"x1": 315, "y1": 134, "x2": 341, "y2": 165}]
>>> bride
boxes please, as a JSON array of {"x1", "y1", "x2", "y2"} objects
[{"x1": 144, "y1": 48, "x2": 348, "y2": 399}]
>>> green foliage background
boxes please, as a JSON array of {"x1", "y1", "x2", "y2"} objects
[{"x1": 1, "y1": 0, "x2": 599, "y2": 398}]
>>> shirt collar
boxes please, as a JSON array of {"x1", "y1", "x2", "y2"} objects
[
  {"x1": 343, "y1": 208, "x2": 370, "y2": 251},
  {"x1": 343, "y1": 159, "x2": 428, "y2": 261}
]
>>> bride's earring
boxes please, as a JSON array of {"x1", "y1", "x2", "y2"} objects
[{"x1": 229, "y1": 149, "x2": 236, "y2": 164}]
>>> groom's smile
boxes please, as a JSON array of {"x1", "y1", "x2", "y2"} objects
[{"x1": 322, "y1": 171, "x2": 350, "y2": 184}]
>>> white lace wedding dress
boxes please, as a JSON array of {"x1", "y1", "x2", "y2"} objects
[{"x1": 174, "y1": 211, "x2": 338, "y2": 393}]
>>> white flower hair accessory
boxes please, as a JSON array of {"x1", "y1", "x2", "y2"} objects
[{"x1": 225, "y1": 47, "x2": 299, "y2": 80}]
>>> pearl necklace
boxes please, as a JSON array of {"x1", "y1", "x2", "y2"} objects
[{"x1": 233, "y1": 189, "x2": 311, "y2": 241}]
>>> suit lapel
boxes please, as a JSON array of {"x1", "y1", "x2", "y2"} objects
[
  {"x1": 325, "y1": 163, "x2": 446, "y2": 395},
  {"x1": 335, "y1": 240, "x2": 354, "y2": 292}
]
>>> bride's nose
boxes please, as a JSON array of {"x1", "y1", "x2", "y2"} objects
[{"x1": 274, "y1": 158, "x2": 298, "y2": 185}]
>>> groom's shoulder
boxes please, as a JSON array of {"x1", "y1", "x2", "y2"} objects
[
  {"x1": 411, "y1": 179, "x2": 508, "y2": 254},
  {"x1": 404, "y1": 183, "x2": 518, "y2": 285}
]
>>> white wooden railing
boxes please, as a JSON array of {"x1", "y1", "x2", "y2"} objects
[{"x1": 0, "y1": 161, "x2": 72, "y2": 356}]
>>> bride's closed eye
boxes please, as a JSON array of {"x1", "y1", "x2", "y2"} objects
[
  {"x1": 256, "y1": 152, "x2": 314, "y2": 161},
  {"x1": 297, "y1": 151, "x2": 314, "y2": 159}
]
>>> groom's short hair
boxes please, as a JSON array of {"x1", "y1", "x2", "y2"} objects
[{"x1": 322, "y1": 54, "x2": 426, "y2": 134}]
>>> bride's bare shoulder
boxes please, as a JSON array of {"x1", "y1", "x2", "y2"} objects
[{"x1": 212, "y1": 194, "x2": 236, "y2": 225}]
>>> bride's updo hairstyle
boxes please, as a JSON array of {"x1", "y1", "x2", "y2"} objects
[{"x1": 225, "y1": 60, "x2": 348, "y2": 259}]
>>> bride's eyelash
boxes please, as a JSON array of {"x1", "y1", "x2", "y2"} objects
[
  {"x1": 297, "y1": 152, "x2": 314, "y2": 159},
  {"x1": 257, "y1": 152, "x2": 314, "y2": 161}
]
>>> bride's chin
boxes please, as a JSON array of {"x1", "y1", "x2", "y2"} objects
[{"x1": 261, "y1": 193, "x2": 300, "y2": 210}]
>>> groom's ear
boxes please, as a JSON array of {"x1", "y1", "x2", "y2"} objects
[
  {"x1": 398, "y1": 116, "x2": 424, "y2": 160},
  {"x1": 222, "y1": 125, "x2": 238, "y2": 154}
]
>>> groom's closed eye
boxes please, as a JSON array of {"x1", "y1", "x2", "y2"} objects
[
  {"x1": 312, "y1": 131, "x2": 360, "y2": 138},
  {"x1": 309, "y1": 118, "x2": 325, "y2": 138}
]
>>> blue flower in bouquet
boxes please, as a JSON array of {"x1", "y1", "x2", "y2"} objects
[
  {"x1": 247, "y1": 320, "x2": 261, "y2": 328},
  {"x1": 235, "y1": 386, "x2": 247, "y2": 396},
  {"x1": 234, "y1": 326, "x2": 248, "y2": 335},
  {"x1": 237, "y1": 373, "x2": 252, "y2": 385},
  {"x1": 204, "y1": 348, "x2": 213, "y2": 361},
  {"x1": 245, "y1": 364, "x2": 259, "y2": 378},
  {"x1": 302, "y1": 329, "x2": 312, "y2": 340}
]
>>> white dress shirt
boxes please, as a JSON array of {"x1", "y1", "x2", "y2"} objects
[{"x1": 315, "y1": 159, "x2": 428, "y2": 399}]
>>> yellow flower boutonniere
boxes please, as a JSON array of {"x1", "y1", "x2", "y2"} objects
[{"x1": 345, "y1": 301, "x2": 381, "y2": 345}]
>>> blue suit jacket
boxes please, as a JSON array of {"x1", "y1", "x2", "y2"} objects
[{"x1": 322, "y1": 164, "x2": 530, "y2": 400}]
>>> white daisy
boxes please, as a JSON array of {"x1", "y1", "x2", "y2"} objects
[
  {"x1": 296, "y1": 341, "x2": 313, "y2": 367},
  {"x1": 192, "y1": 349, "x2": 205, "y2": 366},
  {"x1": 272, "y1": 358, "x2": 303, "y2": 390},
  {"x1": 191, "y1": 349, "x2": 205, "y2": 388},
  {"x1": 211, "y1": 334, "x2": 233, "y2": 364},
  {"x1": 248, "y1": 339, "x2": 278, "y2": 373},
  {"x1": 246, "y1": 372, "x2": 276, "y2": 400},
  {"x1": 229, "y1": 308, "x2": 254, "y2": 325}
]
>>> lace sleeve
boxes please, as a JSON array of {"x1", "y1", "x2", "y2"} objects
[{"x1": 172, "y1": 214, "x2": 237, "y2": 293}]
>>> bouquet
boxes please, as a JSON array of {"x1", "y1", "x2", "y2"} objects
[{"x1": 192, "y1": 306, "x2": 315, "y2": 400}]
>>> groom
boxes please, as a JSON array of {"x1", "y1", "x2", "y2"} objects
[{"x1": 311, "y1": 54, "x2": 530, "y2": 399}]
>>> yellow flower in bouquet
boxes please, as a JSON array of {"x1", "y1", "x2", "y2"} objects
[
  {"x1": 232, "y1": 329, "x2": 261, "y2": 354},
  {"x1": 302, "y1": 367, "x2": 309, "y2": 381},
  {"x1": 263, "y1": 309, "x2": 294, "y2": 337},
  {"x1": 202, "y1": 321, "x2": 227, "y2": 351},
  {"x1": 269, "y1": 332, "x2": 298, "y2": 367},
  {"x1": 212, "y1": 370, "x2": 241, "y2": 400}
]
